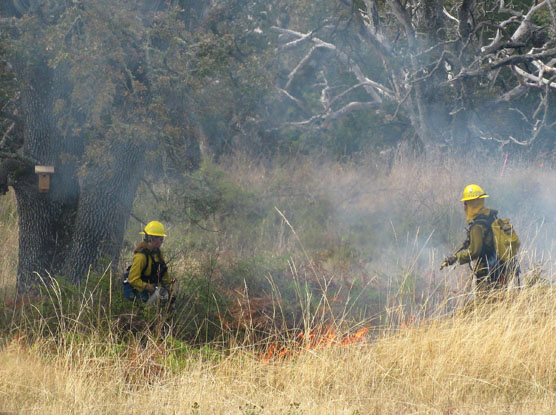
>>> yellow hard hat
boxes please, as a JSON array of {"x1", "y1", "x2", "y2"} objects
[
  {"x1": 460, "y1": 184, "x2": 489, "y2": 201},
  {"x1": 140, "y1": 221, "x2": 167, "y2": 237}
]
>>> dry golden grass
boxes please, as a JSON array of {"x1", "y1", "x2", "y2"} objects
[{"x1": 2, "y1": 288, "x2": 556, "y2": 414}]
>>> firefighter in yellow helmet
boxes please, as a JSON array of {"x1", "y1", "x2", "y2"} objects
[
  {"x1": 441, "y1": 185, "x2": 505, "y2": 289},
  {"x1": 123, "y1": 221, "x2": 172, "y2": 302}
]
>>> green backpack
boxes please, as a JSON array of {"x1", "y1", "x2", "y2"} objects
[
  {"x1": 474, "y1": 211, "x2": 520, "y2": 262},
  {"x1": 490, "y1": 217, "x2": 520, "y2": 262}
]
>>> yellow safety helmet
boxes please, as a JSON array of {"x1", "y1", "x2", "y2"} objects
[
  {"x1": 460, "y1": 184, "x2": 489, "y2": 202},
  {"x1": 140, "y1": 220, "x2": 167, "y2": 237}
]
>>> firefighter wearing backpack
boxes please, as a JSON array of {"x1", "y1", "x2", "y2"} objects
[
  {"x1": 441, "y1": 184, "x2": 520, "y2": 289},
  {"x1": 123, "y1": 220, "x2": 172, "y2": 302}
]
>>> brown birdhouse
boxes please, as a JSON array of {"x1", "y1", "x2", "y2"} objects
[{"x1": 35, "y1": 165, "x2": 55, "y2": 193}]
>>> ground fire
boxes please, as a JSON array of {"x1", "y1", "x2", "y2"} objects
[{"x1": 262, "y1": 326, "x2": 369, "y2": 362}]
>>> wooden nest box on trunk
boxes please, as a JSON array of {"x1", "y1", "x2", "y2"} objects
[{"x1": 35, "y1": 165, "x2": 55, "y2": 193}]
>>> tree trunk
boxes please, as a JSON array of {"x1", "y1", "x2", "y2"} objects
[
  {"x1": 64, "y1": 139, "x2": 145, "y2": 283},
  {"x1": 13, "y1": 61, "x2": 71, "y2": 292},
  {"x1": 12, "y1": 57, "x2": 144, "y2": 291}
]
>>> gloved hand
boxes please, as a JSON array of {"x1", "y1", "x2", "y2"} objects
[
  {"x1": 145, "y1": 283, "x2": 156, "y2": 293},
  {"x1": 145, "y1": 286, "x2": 171, "y2": 306},
  {"x1": 159, "y1": 286, "x2": 169, "y2": 301},
  {"x1": 440, "y1": 255, "x2": 457, "y2": 270}
]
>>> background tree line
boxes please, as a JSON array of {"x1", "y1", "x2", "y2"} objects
[{"x1": 0, "y1": 0, "x2": 555, "y2": 292}]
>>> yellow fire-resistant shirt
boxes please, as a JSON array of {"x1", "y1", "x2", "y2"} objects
[{"x1": 127, "y1": 242, "x2": 170, "y2": 292}]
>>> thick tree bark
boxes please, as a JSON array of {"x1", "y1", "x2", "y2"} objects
[
  {"x1": 12, "y1": 61, "x2": 68, "y2": 291},
  {"x1": 64, "y1": 139, "x2": 145, "y2": 283}
]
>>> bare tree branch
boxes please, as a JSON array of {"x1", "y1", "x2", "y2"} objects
[
  {"x1": 319, "y1": 71, "x2": 331, "y2": 110},
  {"x1": 490, "y1": 48, "x2": 556, "y2": 70},
  {"x1": 273, "y1": 26, "x2": 387, "y2": 102},
  {"x1": 0, "y1": 122, "x2": 15, "y2": 148},
  {"x1": 284, "y1": 44, "x2": 326, "y2": 90},
  {"x1": 275, "y1": 0, "x2": 556, "y2": 149},
  {"x1": 451, "y1": 48, "x2": 556, "y2": 82},
  {"x1": 327, "y1": 81, "x2": 392, "y2": 108},
  {"x1": 358, "y1": 0, "x2": 394, "y2": 58},
  {"x1": 327, "y1": 101, "x2": 379, "y2": 120},
  {"x1": 513, "y1": 65, "x2": 556, "y2": 88},
  {"x1": 495, "y1": 85, "x2": 527, "y2": 103},
  {"x1": 279, "y1": 29, "x2": 317, "y2": 51},
  {"x1": 511, "y1": 0, "x2": 555, "y2": 43},
  {"x1": 276, "y1": 87, "x2": 310, "y2": 113},
  {"x1": 387, "y1": 0, "x2": 415, "y2": 45},
  {"x1": 288, "y1": 101, "x2": 379, "y2": 129}
]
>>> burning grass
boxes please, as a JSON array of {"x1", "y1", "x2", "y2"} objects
[
  {"x1": 3, "y1": 288, "x2": 556, "y2": 414},
  {"x1": 261, "y1": 325, "x2": 369, "y2": 362}
]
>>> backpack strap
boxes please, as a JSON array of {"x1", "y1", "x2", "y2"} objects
[
  {"x1": 137, "y1": 248, "x2": 153, "y2": 280},
  {"x1": 471, "y1": 209, "x2": 497, "y2": 228}
]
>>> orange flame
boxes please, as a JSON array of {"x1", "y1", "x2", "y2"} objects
[
  {"x1": 400, "y1": 315, "x2": 416, "y2": 329},
  {"x1": 262, "y1": 343, "x2": 289, "y2": 363},
  {"x1": 342, "y1": 327, "x2": 368, "y2": 345},
  {"x1": 261, "y1": 326, "x2": 369, "y2": 362}
]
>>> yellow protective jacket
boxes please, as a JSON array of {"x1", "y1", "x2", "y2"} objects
[
  {"x1": 127, "y1": 242, "x2": 170, "y2": 292},
  {"x1": 456, "y1": 207, "x2": 496, "y2": 277}
]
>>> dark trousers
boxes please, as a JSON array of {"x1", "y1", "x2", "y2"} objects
[{"x1": 122, "y1": 282, "x2": 150, "y2": 302}]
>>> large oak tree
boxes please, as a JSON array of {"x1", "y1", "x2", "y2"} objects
[
  {"x1": 0, "y1": 0, "x2": 276, "y2": 292},
  {"x1": 0, "y1": 1, "x2": 160, "y2": 291}
]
